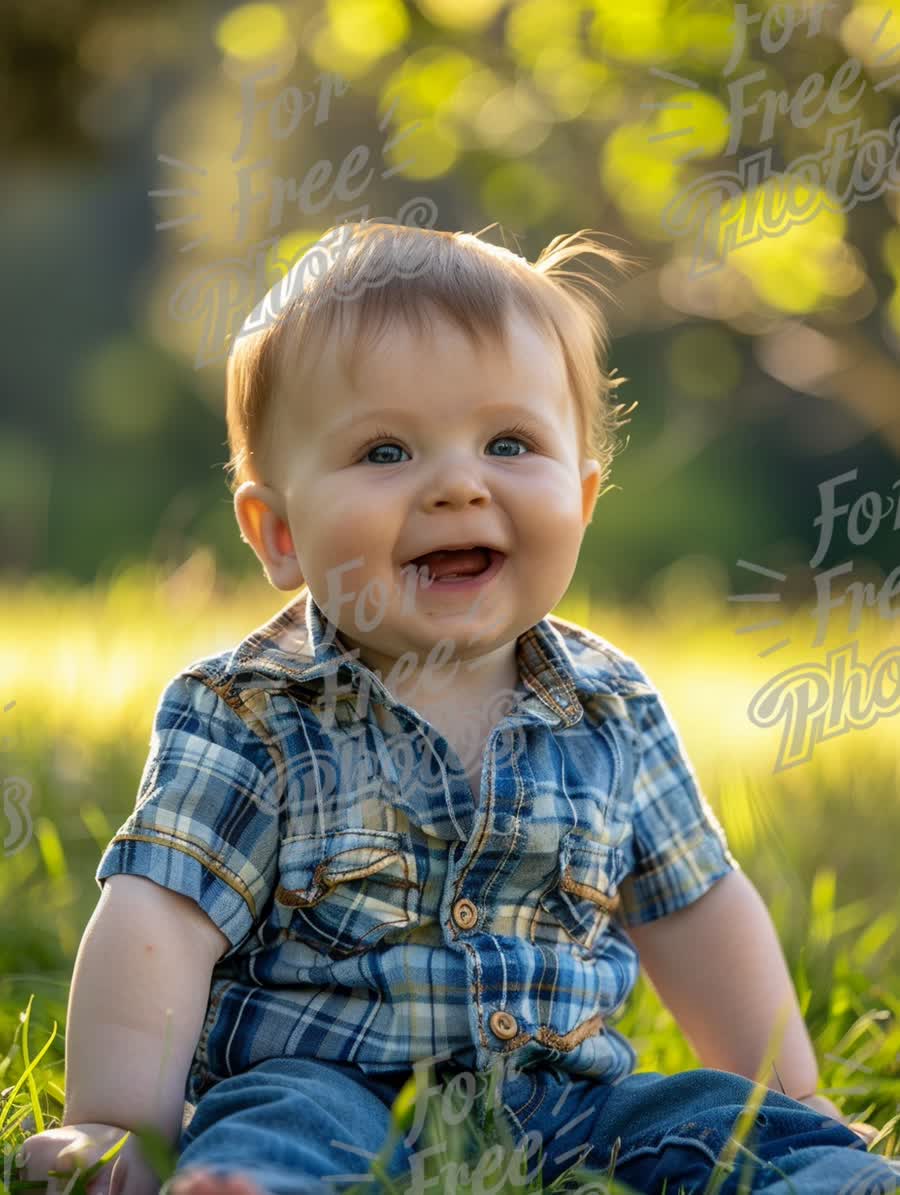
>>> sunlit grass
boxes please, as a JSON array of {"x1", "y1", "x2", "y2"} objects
[{"x1": 1, "y1": 561, "x2": 898, "y2": 1192}]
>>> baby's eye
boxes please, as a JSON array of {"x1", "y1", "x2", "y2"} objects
[
  {"x1": 488, "y1": 434, "x2": 530, "y2": 457},
  {"x1": 363, "y1": 442, "x2": 410, "y2": 465},
  {"x1": 360, "y1": 431, "x2": 534, "y2": 465}
]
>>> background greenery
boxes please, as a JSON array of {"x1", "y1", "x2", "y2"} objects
[
  {"x1": 1, "y1": 578, "x2": 899, "y2": 1188},
  {"x1": 2, "y1": 0, "x2": 900, "y2": 593}
]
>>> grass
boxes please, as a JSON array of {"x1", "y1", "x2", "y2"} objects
[{"x1": 1, "y1": 558, "x2": 899, "y2": 1193}]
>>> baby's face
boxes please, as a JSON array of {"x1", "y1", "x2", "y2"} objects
[{"x1": 237, "y1": 306, "x2": 602, "y2": 684}]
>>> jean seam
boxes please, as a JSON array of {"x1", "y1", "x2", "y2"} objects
[
  {"x1": 506, "y1": 1073, "x2": 540, "y2": 1122},
  {"x1": 615, "y1": 1129, "x2": 730, "y2": 1173},
  {"x1": 501, "y1": 1074, "x2": 545, "y2": 1141}
]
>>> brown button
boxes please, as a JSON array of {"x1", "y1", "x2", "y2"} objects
[
  {"x1": 489, "y1": 1010, "x2": 518, "y2": 1040},
  {"x1": 452, "y1": 898, "x2": 478, "y2": 930}
]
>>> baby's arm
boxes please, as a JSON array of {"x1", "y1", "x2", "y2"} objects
[
  {"x1": 64, "y1": 874, "x2": 229, "y2": 1138},
  {"x1": 624, "y1": 869, "x2": 821, "y2": 1099},
  {"x1": 21, "y1": 874, "x2": 229, "y2": 1193}
]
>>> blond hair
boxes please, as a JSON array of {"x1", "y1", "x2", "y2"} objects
[{"x1": 224, "y1": 222, "x2": 640, "y2": 496}]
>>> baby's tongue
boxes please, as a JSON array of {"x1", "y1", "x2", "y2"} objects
[{"x1": 416, "y1": 547, "x2": 490, "y2": 580}]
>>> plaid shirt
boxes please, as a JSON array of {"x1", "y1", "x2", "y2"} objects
[{"x1": 95, "y1": 589, "x2": 740, "y2": 1105}]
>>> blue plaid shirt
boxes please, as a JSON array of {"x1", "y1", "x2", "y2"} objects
[{"x1": 95, "y1": 589, "x2": 740, "y2": 1106}]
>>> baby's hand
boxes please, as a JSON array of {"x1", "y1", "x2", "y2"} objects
[{"x1": 16, "y1": 1122, "x2": 161, "y2": 1195}]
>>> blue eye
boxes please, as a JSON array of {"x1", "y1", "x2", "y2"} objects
[
  {"x1": 365, "y1": 442, "x2": 409, "y2": 465},
  {"x1": 489, "y1": 421, "x2": 539, "y2": 455},
  {"x1": 488, "y1": 435, "x2": 528, "y2": 457},
  {"x1": 356, "y1": 423, "x2": 538, "y2": 465}
]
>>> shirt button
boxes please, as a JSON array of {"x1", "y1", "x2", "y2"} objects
[
  {"x1": 489, "y1": 1010, "x2": 519, "y2": 1040},
  {"x1": 452, "y1": 898, "x2": 478, "y2": 930}
]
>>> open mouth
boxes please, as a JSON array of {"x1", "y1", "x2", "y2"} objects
[{"x1": 404, "y1": 546, "x2": 505, "y2": 586}]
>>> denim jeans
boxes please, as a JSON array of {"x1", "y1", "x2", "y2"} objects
[{"x1": 164, "y1": 1055, "x2": 900, "y2": 1195}]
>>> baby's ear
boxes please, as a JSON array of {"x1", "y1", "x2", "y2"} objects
[
  {"x1": 274, "y1": 521, "x2": 294, "y2": 555},
  {"x1": 580, "y1": 459, "x2": 602, "y2": 526},
  {"x1": 234, "y1": 482, "x2": 304, "y2": 591}
]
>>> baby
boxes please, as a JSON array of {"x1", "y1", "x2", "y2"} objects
[{"x1": 19, "y1": 222, "x2": 898, "y2": 1195}]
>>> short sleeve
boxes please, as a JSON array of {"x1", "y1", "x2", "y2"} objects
[
  {"x1": 616, "y1": 686, "x2": 740, "y2": 928},
  {"x1": 95, "y1": 672, "x2": 282, "y2": 955}
]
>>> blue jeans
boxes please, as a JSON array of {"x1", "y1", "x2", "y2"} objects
[{"x1": 166, "y1": 1056, "x2": 900, "y2": 1195}]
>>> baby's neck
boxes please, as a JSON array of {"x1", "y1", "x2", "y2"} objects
[{"x1": 359, "y1": 638, "x2": 525, "y2": 723}]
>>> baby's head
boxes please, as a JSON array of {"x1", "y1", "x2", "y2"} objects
[{"x1": 226, "y1": 222, "x2": 636, "y2": 694}]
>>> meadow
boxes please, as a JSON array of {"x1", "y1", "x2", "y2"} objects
[{"x1": 1, "y1": 555, "x2": 898, "y2": 1194}]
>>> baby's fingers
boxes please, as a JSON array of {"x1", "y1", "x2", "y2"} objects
[
  {"x1": 14, "y1": 1141, "x2": 77, "y2": 1194},
  {"x1": 43, "y1": 1163, "x2": 118, "y2": 1195},
  {"x1": 18, "y1": 1126, "x2": 124, "y2": 1195},
  {"x1": 45, "y1": 1163, "x2": 91, "y2": 1195}
]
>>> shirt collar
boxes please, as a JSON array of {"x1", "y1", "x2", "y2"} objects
[{"x1": 228, "y1": 588, "x2": 646, "y2": 727}]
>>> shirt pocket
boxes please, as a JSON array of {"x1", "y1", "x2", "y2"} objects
[
  {"x1": 274, "y1": 828, "x2": 424, "y2": 958},
  {"x1": 534, "y1": 832, "x2": 625, "y2": 955}
]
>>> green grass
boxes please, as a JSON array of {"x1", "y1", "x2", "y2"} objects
[{"x1": 1, "y1": 565, "x2": 899, "y2": 1193}]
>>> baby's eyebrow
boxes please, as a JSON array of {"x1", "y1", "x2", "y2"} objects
[{"x1": 325, "y1": 400, "x2": 556, "y2": 439}]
